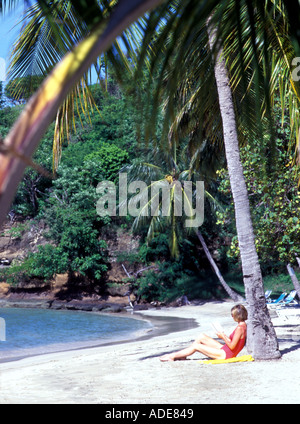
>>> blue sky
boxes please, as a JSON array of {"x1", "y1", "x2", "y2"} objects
[
  {"x1": 0, "y1": 4, "x2": 99, "y2": 84},
  {"x1": 0, "y1": 5, "x2": 23, "y2": 80}
]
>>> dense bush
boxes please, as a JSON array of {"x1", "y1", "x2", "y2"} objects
[
  {"x1": 2, "y1": 79, "x2": 299, "y2": 300},
  {"x1": 216, "y1": 133, "x2": 300, "y2": 272}
]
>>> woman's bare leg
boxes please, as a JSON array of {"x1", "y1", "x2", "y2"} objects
[
  {"x1": 160, "y1": 342, "x2": 226, "y2": 361},
  {"x1": 160, "y1": 345, "x2": 197, "y2": 361},
  {"x1": 160, "y1": 333, "x2": 226, "y2": 361},
  {"x1": 195, "y1": 333, "x2": 223, "y2": 349}
]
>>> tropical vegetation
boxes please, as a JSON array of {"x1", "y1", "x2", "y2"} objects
[{"x1": 0, "y1": 0, "x2": 300, "y2": 359}]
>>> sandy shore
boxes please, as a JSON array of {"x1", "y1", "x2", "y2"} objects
[{"x1": 1, "y1": 299, "x2": 300, "y2": 404}]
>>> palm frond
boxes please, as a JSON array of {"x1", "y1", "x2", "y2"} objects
[
  {"x1": 6, "y1": 0, "x2": 156, "y2": 169},
  {"x1": 7, "y1": 1, "x2": 103, "y2": 169},
  {"x1": 0, "y1": 0, "x2": 164, "y2": 227},
  {"x1": 131, "y1": 0, "x2": 300, "y2": 172}
]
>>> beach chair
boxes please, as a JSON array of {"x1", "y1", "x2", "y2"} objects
[
  {"x1": 276, "y1": 290, "x2": 298, "y2": 307},
  {"x1": 267, "y1": 292, "x2": 287, "y2": 308},
  {"x1": 265, "y1": 290, "x2": 272, "y2": 301},
  {"x1": 267, "y1": 292, "x2": 286, "y2": 305}
]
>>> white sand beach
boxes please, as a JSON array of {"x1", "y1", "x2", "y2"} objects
[{"x1": 0, "y1": 300, "x2": 300, "y2": 404}]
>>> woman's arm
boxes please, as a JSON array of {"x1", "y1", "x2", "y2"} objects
[{"x1": 217, "y1": 326, "x2": 244, "y2": 351}]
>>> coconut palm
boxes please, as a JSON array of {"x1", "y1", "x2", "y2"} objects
[
  {"x1": 1, "y1": 0, "x2": 300, "y2": 358},
  {"x1": 122, "y1": 152, "x2": 189, "y2": 260},
  {"x1": 207, "y1": 21, "x2": 280, "y2": 358},
  {"x1": 130, "y1": 0, "x2": 300, "y2": 359},
  {"x1": 134, "y1": 1, "x2": 290, "y2": 359},
  {"x1": 121, "y1": 147, "x2": 244, "y2": 302}
]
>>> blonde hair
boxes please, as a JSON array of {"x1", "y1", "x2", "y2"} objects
[{"x1": 231, "y1": 304, "x2": 248, "y2": 322}]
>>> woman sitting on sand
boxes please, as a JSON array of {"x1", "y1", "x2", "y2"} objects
[{"x1": 160, "y1": 304, "x2": 248, "y2": 362}]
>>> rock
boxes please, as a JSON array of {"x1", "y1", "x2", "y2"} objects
[
  {"x1": 175, "y1": 295, "x2": 191, "y2": 307},
  {"x1": 0, "y1": 283, "x2": 10, "y2": 296},
  {"x1": 106, "y1": 282, "x2": 131, "y2": 297},
  {"x1": 65, "y1": 302, "x2": 93, "y2": 311},
  {"x1": 0, "y1": 299, "x2": 50, "y2": 309},
  {"x1": 101, "y1": 305, "x2": 125, "y2": 313},
  {"x1": 48, "y1": 300, "x2": 65, "y2": 310},
  {"x1": 133, "y1": 304, "x2": 149, "y2": 311},
  {"x1": 11, "y1": 279, "x2": 51, "y2": 292}
]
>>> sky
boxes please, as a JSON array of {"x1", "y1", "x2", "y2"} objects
[
  {"x1": 0, "y1": 3, "x2": 100, "y2": 84},
  {"x1": 0, "y1": 5, "x2": 23, "y2": 81}
]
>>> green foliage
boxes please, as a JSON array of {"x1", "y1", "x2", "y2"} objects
[
  {"x1": 0, "y1": 259, "x2": 34, "y2": 286},
  {"x1": 61, "y1": 82, "x2": 141, "y2": 166},
  {"x1": 36, "y1": 163, "x2": 110, "y2": 281},
  {"x1": 61, "y1": 137, "x2": 129, "y2": 175},
  {"x1": 0, "y1": 80, "x2": 139, "y2": 288},
  {"x1": 138, "y1": 233, "x2": 171, "y2": 263},
  {"x1": 5, "y1": 76, "x2": 45, "y2": 102},
  {"x1": 5, "y1": 68, "x2": 299, "y2": 300},
  {"x1": 84, "y1": 143, "x2": 129, "y2": 181},
  {"x1": 0, "y1": 82, "x2": 4, "y2": 109},
  {"x1": 263, "y1": 271, "x2": 299, "y2": 297},
  {"x1": 26, "y1": 245, "x2": 69, "y2": 280},
  {"x1": 136, "y1": 263, "x2": 191, "y2": 303},
  {"x1": 136, "y1": 264, "x2": 229, "y2": 303},
  {"x1": 134, "y1": 233, "x2": 224, "y2": 303},
  {"x1": 6, "y1": 81, "x2": 137, "y2": 218},
  {"x1": 216, "y1": 112, "x2": 300, "y2": 272},
  {"x1": 0, "y1": 105, "x2": 24, "y2": 138},
  {"x1": 0, "y1": 246, "x2": 67, "y2": 285},
  {"x1": 5, "y1": 222, "x2": 30, "y2": 239},
  {"x1": 0, "y1": 107, "x2": 54, "y2": 217}
]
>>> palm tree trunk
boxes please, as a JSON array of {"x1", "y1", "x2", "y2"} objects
[
  {"x1": 207, "y1": 19, "x2": 280, "y2": 359},
  {"x1": 287, "y1": 263, "x2": 300, "y2": 301},
  {"x1": 195, "y1": 230, "x2": 243, "y2": 302}
]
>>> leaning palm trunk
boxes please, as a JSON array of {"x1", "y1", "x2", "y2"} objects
[
  {"x1": 207, "y1": 19, "x2": 280, "y2": 359},
  {"x1": 287, "y1": 264, "x2": 300, "y2": 301},
  {"x1": 195, "y1": 230, "x2": 243, "y2": 302}
]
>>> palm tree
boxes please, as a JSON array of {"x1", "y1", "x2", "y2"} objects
[
  {"x1": 122, "y1": 148, "x2": 244, "y2": 302},
  {"x1": 1, "y1": 0, "x2": 300, "y2": 358},
  {"x1": 132, "y1": 2, "x2": 287, "y2": 359},
  {"x1": 132, "y1": 1, "x2": 300, "y2": 359},
  {"x1": 206, "y1": 18, "x2": 280, "y2": 358}
]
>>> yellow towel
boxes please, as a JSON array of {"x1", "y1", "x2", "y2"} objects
[{"x1": 198, "y1": 355, "x2": 254, "y2": 364}]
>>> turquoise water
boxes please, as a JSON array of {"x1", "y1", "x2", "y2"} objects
[{"x1": 0, "y1": 307, "x2": 152, "y2": 362}]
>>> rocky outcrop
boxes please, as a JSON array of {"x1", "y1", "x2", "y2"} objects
[
  {"x1": 0, "y1": 219, "x2": 49, "y2": 264},
  {"x1": 0, "y1": 220, "x2": 144, "y2": 310}
]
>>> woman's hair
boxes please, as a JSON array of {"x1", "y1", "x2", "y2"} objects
[{"x1": 231, "y1": 304, "x2": 248, "y2": 322}]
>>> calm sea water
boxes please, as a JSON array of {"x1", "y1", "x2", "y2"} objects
[{"x1": 0, "y1": 307, "x2": 152, "y2": 362}]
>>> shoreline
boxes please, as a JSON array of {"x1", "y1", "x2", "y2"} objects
[
  {"x1": 0, "y1": 307, "x2": 198, "y2": 364},
  {"x1": 1, "y1": 300, "x2": 300, "y2": 404}
]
